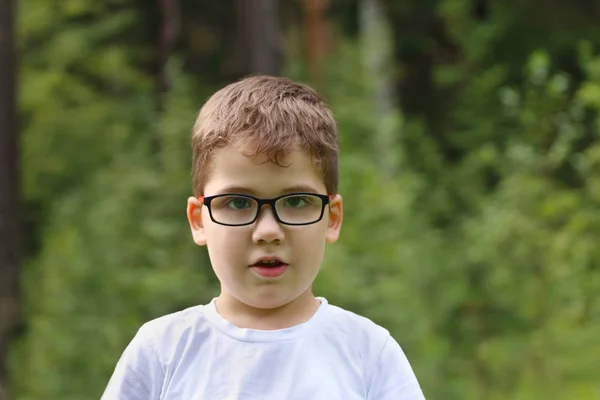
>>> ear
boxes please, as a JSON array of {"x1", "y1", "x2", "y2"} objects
[
  {"x1": 187, "y1": 196, "x2": 207, "y2": 246},
  {"x1": 326, "y1": 194, "x2": 343, "y2": 244}
]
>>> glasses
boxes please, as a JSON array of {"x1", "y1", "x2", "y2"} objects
[{"x1": 201, "y1": 192, "x2": 331, "y2": 226}]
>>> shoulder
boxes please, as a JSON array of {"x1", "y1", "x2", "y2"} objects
[
  {"x1": 321, "y1": 302, "x2": 391, "y2": 345},
  {"x1": 102, "y1": 305, "x2": 211, "y2": 399},
  {"x1": 319, "y1": 302, "x2": 425, "y2": 399},
  {"x1": 141, "y1": 304, "x2": 208, "y2": 340},
  {"x1": 318, "y1": 302, "x2": 392, "y2": 371},
  {"x1": 136, "y1": 304, "x2": 213, "y2": 363}
]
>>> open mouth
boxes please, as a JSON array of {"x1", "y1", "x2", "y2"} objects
[
  {"x1": 250, "y1": 258, "x2": 288, "y2": 278},
  {"x1": 253, "y1": 259, "x2": 286, "y2": 268}
]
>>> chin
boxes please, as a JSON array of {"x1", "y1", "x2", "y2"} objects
[{"x1": 244, "y1": 290, "x2": 302, "y2": 310}]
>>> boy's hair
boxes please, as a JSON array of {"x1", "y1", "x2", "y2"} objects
[{"x1": 191, "y1": 75, "x2": 338, "y2": 196}]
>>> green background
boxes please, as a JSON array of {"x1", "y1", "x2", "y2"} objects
[{"x1": 9, "y1": 0, "x2": 600, "y2": 398}]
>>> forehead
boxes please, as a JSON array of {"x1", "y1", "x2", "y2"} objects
[{"x1": 204, "y1": 142, "x2": 326, "y2": 196}]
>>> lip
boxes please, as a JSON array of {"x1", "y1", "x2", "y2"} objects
[
  {"x1": 249, "y1": 256, "x2": 289, "y2": 279},
  {"x1": 250, "y1": 264, "x2": 288, "y2": 278}
]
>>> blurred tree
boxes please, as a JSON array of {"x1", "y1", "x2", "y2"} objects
[
  {"x1": 0, "y1": 0, "x2": 20, "y2": 399},
  {"x1": 8, "y1": 1, "x2": 214, "y2": 398},
  {"x1": 359, "y1": 0, "x2": 400, "y2": 178},
  {"x1": 156, "y1": 0, "x2": 181, "y2": 111},
  {"x1": 303, "y1": 0, "x2": 328, "y2": 85},
  {"x1": 236, "y1": 0, "x2": 282, "y2": 75}
]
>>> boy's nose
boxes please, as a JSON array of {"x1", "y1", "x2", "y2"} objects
[{"x1": 252, "y1": 206, "x2": 284, "y2": 244}]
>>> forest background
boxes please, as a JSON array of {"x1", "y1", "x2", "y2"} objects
[{"x1": 1, "y1": 0, "x2": 599, "y2": 399}]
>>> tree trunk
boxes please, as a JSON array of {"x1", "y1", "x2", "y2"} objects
[
  {"x1": 360, "y1": 0, "x2": 400, "y2": 179},
  {"x1": 303, "y1": 0, "x2": 328, "y2": 86},
  {"x1": 156, "y1": 0, "x2": 181, "y2": 111},
  {"x1": 0, "y1": 0, "x2": 21, "y2": 398},
  {"x1": 236, "y1": 0, "x2": 282, "y2": 75}
]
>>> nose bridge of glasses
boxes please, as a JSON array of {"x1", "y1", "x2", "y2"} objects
[
  {"x1": 253, "y1": 200, "x2": 283, "y2": 227},
  {"x1": 256, "y1": 198, "x2": 279, "y2": 218}
]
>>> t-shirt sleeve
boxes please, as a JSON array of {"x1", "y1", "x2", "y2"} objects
[
  {"x1": 101, "y1": 324, "x2": 165, "y2": 400},
  {"x1": 367, "y1": 335, "x2": 426, "y2": 400}
]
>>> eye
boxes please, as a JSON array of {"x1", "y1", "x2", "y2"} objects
[
  {"x1": 225, "y1": 197, "x2": 253, "y2": 210},
  {"x1": 284, "y1": 195, "x2": 310, "y2": 208}
]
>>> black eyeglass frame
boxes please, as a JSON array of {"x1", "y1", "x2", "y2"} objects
[{"x1": 200, "y1": 192, "x2": 331, "y2": 227}]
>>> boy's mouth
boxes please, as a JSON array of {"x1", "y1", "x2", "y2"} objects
[
  {"x1": 253, "y1": 259, "x2": 284, "y2": 267},
  {"x1": 250, "y1": 257, "x2": 288, "y2": 278},
  {"x1": 251, "y1": 256, "x2": 287, "y2": 267}
]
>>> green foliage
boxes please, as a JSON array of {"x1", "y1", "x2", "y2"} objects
[
  {"x1": 11, "y1": 2, "x2": 217, "y2": 398},
  {"x1": 13, "y1": 69, "x2": 217, "y2": 398},
  {"x1": 9, "y1": 1, "x2": 600, "y2": 399}
]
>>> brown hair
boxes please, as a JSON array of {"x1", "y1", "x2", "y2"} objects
[{"x1": 191, "y1": 76, "x2": 339, "y2": 196}]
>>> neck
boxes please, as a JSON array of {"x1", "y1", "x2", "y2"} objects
[{"x1": 215, "y1": 290, "x2": 321, "y2": 330}]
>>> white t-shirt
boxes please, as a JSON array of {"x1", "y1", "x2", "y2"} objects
[{"x1": 102, "y1": 297, "x2": 425, "y2": 399}]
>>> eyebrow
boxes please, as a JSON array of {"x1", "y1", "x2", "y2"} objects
[{"x1": 214, "y1": 184, "x2": 322, "y2": 196}]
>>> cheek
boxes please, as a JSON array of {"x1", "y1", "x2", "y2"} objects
[
  {"x1": 291, "y1": 225, "x2": 328, "y2": 254},
  {"x1": 205, "y1": 226, "x2": 248, "y2": 260}
]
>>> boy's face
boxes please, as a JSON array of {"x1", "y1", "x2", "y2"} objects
[{"x1": 187, "y1": 141, "x2": 343, "y2": 310}]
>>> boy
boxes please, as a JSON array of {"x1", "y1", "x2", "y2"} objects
[{"x1": 102, "y1": 76, "x2": 425, "y2": 399}]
